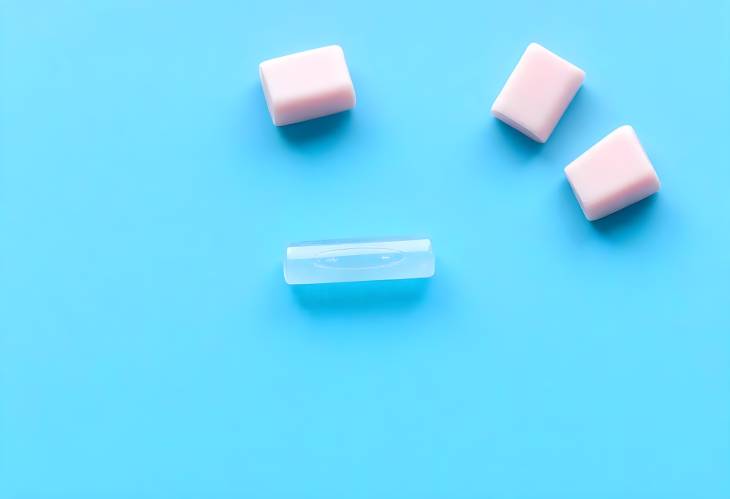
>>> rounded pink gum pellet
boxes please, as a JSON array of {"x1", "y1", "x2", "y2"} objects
[
  {"x1": 492, "y1": 43, "x2": 585, "y2": 143},
  {"x1": 259, "y1": 45, "x2": 356, "y2": 126}
]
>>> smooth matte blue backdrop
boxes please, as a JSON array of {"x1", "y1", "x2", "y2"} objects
[{"x1": 1, "y1": 1, "x2": 729, "y2": 498}]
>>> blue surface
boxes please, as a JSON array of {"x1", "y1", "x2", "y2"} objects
[{"x1": 1, "y1": 1, "x2": 729, "y2": 498}]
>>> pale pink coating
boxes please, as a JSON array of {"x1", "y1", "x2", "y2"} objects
[
  {"x1": 565, "y1": 126, "x2": 660, "y2": 221},
  {"x1": 259, "y1": 45, "x2": 356, "y2": 126},
  {"x1": 491, "y1": 43, "x2": 585, "y2": 143}
]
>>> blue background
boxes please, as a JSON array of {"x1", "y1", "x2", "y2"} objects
[{"x1": 1, "y1": 1, "x2": 729, "y2": 498}]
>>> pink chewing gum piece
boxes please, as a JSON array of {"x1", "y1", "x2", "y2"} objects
[
  {"x1": 491, "y1": 43, "x2": 585, "y2": 143},
  {"x1": 564, "y1": 126, "x2": 660, "y2": 221},
  {"x1": 259, "y1": 45, "x2": 356, "y2": 126}
]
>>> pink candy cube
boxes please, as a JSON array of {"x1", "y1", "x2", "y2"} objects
[
  {"x1": 491, "y1": 43, "x2": 585, "y2": 143},
  {"x1": 259, "y1": 45, "x2": 356, "y2": 126},
  {"x1": 565, "y1": 126, "x2": 660, "y2": 221}
]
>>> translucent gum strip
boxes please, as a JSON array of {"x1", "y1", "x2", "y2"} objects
[{"x1": 284, "y1": 237, "x2": 435, "y2": 285}]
